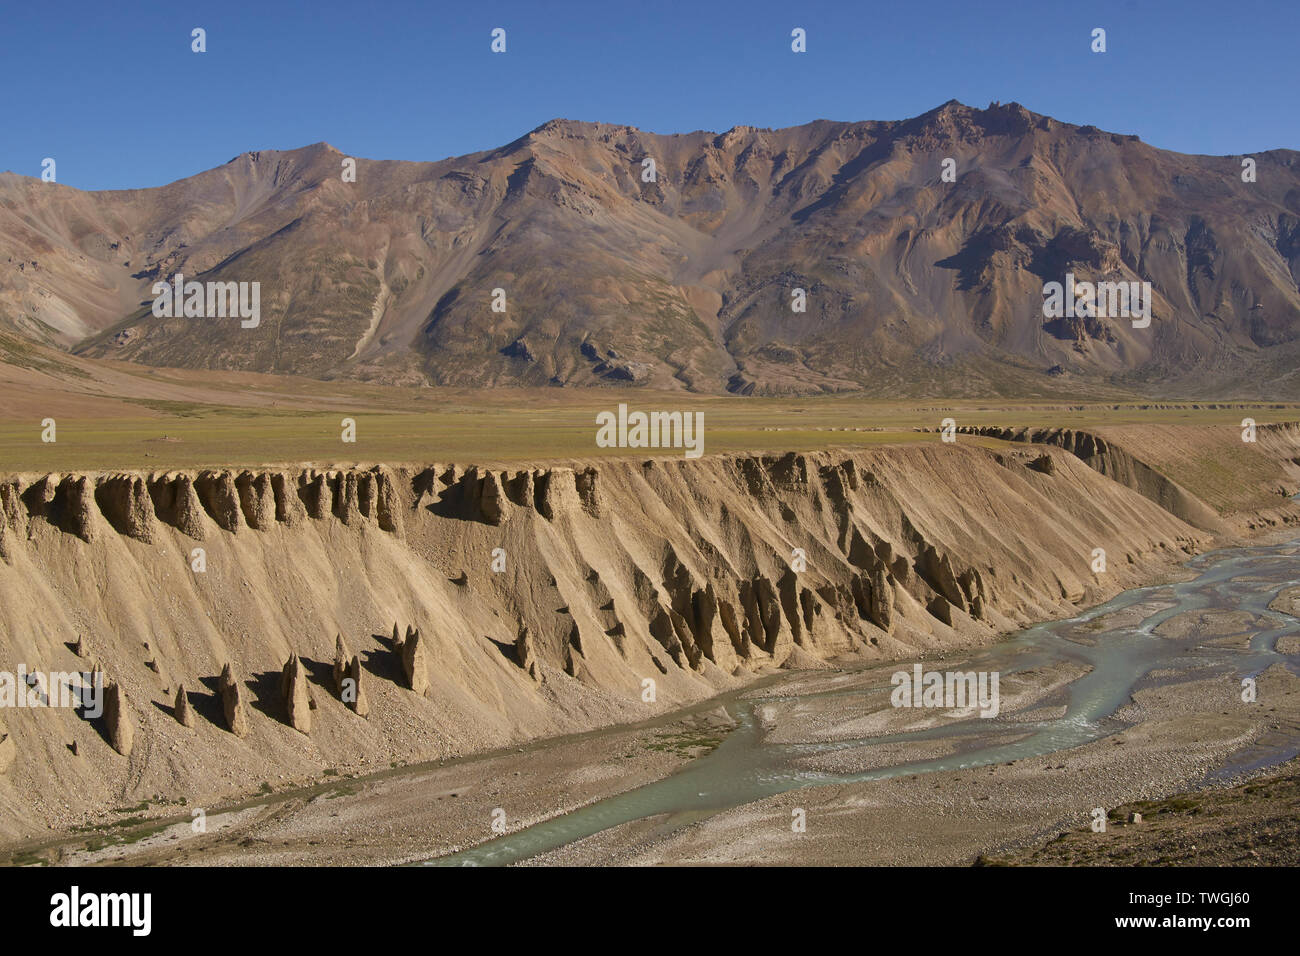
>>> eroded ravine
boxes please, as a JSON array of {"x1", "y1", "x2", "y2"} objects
[{"x1": 427, "y1": 538, "x2": 1300, "y2": 865}]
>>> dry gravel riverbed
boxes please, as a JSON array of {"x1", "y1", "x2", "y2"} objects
[{"x1": 522, "y1": 665, "x2": 1300, "y2": 866}]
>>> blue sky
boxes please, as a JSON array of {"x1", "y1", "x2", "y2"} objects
[{"x1": 5, "y1": 0, "x2": 1296, "y2": 190}]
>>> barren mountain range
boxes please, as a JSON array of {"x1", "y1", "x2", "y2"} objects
[{"x1": 2, "y1": 100, "x2": 1299, "y2": 397}]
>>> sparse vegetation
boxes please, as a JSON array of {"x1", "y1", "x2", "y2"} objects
[{"x1": 647, "y1": 729, "x2": 724, "y2": 757}]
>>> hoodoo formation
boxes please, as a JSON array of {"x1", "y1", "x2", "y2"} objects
[
  {"x1": 1, "y1": 421, "x2": 1299, "y2": 842},
  {"x1": 173, "y1": 685, "x2": 193, "y2": 728},
  {"x1": 280, "y1": 654, "x2": 312, "y2": 735},
  {"x1": 219, "y1": 663, "x2": 250, "y2": 739},
  {"x1": 346, "y1": 656, "x2": 369, "y2": 718}
]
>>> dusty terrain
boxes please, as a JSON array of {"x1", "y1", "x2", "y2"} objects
[
  {"x1": 2, "y1": 707, "x2": 738, "y2": 867},
  {"x1": 991, "y1": 757, "x2": 1300, "y2": 866},
  {"x1": 520, "y1": 665, "x2": 1300, "y2": 867},
  {"x1": 0, "y1": 438, "x2": 1208, "y2": 834},
  {"x1": 12, "y1": 619, "x2": 1290, "y2": 868},
  {"x1": 0, "y1": 411, "x2": 1297, "y2": 864}
]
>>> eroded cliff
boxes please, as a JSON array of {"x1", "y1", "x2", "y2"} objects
[{"x1": 1, "y1": 434, "x2": 1287, "y2": 838}]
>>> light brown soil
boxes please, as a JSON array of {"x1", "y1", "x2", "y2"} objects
[{"x1": 988, "y1": 758, "x2": 1300, "y2": 866}]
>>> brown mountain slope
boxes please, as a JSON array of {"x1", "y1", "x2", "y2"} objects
[{"x1": 2, "y1": 101, "x2": 1298, "y2": 396}]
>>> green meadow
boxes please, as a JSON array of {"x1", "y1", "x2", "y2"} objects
[{"x1": 2, "y1": 386, "x2": 1296, "y2": 474}]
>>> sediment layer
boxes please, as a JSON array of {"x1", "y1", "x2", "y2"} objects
[{"x1": 1, "y1": 430, "x2": 1298, "y2": 839}]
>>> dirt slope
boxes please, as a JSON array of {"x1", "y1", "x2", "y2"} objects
[{"x1": 1, "y1": 434, "x2": 1253, "y2": 840}]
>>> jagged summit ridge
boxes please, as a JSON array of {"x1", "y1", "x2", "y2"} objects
[{"x1": 1, "y1": 102, "x2": 1297, "y2": 397}]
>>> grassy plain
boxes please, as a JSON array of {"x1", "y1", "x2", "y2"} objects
[{"x1": 2, "y1": 344, "x2": 1299, "y2": 474}]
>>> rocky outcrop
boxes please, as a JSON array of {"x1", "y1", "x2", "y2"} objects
[
  {"x1": 0, "y1": 495, "x2": 10, "y2": 561},
  {"x1": 1028, "y1": 454, "x2": 1056, "y2": 475},
  {"x1": 766, "y1": 452, "x2": 809, "y2": 491},
  {"x1": 1, "y1": 468, "x2": 421, "y2": 547},
  {"x1": 30, "y1": 474, "x2": 59, "y2": 516},
  {"x1": 236, "y1": 471, "x2": 276, "y2": 530},
  {"x1": 357, "y1": 473, "x2": 378, "y2": 520},
  {"x1": 928, "y1": 595, "x2": 954, "y2": 626},
  {"x1": 916, "y1": 543, "x2": 968, "y2": 613},
  {"x1": 732, "y1": 575, "x2": 793, "y2": 659},
  {"x1": 173, "y1": 685, "x2": 193, "y2": 727},
  {"x1": 869, "y1": 567, "x2": 894, "y2": 633},
  {"x1": 0, "y1": 435, "x2": 1237, "y2": 827},
  {"x1": 150, "y1": 473, "x2": 206, "y2": 539},
  {"x1": 674, "y1": 609, "x2": 704, "y2": 669},
  {"x1": 476, "y1": 469, "x2": 510, "y2": 525},
  {"x1": 63, "y1": 476, "x2": 98, "y2": 542},
  {"x1": 375, "y1": 467, "x2": 404, "y2": 535},
  {"x1": 195, "y1": 472, "x2": 243, "y2": 533},
  {"x1": 649, "y1": 609, "x2": 691, "y2": 669},
  {"x1": 219, "y1": 663, "x2": 250, "y2": 737},
  {"x1": 777, "y1": 569, "x2": 804, "y2": 645},
  {"x1": 534, "y1": 468, "x2": 576, "y2": 520},
  {"x1": 515, "y1": 626, "x2": 541, "y2": 681},
  {"x1": 299, "y1": 473, "x2": 329, "y2": 519},
  {"x1": 958, "y1": 568, "x2": 989, "y2": 620},
  {"x1": 333, "y1": 472, "x2": 361, "y2": 525},
  {"x1": 345, "y1": 656, "x2": 369, "y2": 717},
  {"x1": 505, "y1": 470, "x2": 534, "y2": 508},
  {"x1": 96, "y1": 475, "x2": 155, "y2": 542},
  {"x1": 280, "y1": 654, "x2": 311, "y2": 734},
  {"x1": 404, "y1": 463, "x2": 604, "y2": 525},
  {"x1": 575, "y1": 468, "x2": 601, "y2": 517},
  {"x1": 332, "y1": 634, "x2": 351, "y2": 693},
  {"x1": 400, "y1": 627, "x2": 429, "y2": 695},
  {"x1": 564, "y1": 644, "x2": 584, "y2": 679},
  {"x1": 688, "y1": 583, "x2": 732, "y2": 666},
  {"x1": 102, "y1": 680, "x2": 133, "y2": 757},
  {"x1": 271, "y1": 473, "x2": 306, "y2": 525}
]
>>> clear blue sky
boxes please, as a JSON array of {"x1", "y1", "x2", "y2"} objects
[{"x1": 5, "y1": 0, "x2": 1296, "y2": 190}]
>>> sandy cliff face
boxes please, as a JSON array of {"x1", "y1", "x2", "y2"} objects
[
  {"x1": 954, "y1": 425, "x2": 1228, "y2": 532},
  {"x1": 0, "y1": 436, "x2": 1278, "y2": 838}
]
